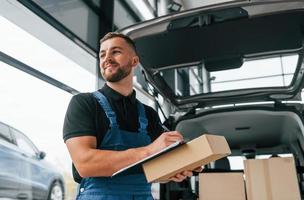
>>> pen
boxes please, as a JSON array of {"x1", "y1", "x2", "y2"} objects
[
  {"x1": 160, "y1": 123, "x2": 170, "y2": 132},
  {"x1": 159, "y1": 123, "x2": 188, "y2": 143}
]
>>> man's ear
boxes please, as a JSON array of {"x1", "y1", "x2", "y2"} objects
[{"x1": 132, "y1": 56, "x2": 139, "y2": 68}]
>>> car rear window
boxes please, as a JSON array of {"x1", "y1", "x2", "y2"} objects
[
  {"x1": 161, "y1": 54, "x2": 298, "y2": 97},
  {"x1": 210, "y1": 54, "x2": 298, "y2": 93},
  {"x1": 227, "y1": 154, "x2": 294, "y2": 170},
  {"x1": 0, "y1": 122, "x2": 12, "y2": 143}
]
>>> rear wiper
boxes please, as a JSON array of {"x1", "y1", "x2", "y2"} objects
[{"x1": 167, "y1": 7, "x2": 248, "y2": 30}]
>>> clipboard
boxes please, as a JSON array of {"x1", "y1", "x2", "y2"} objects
[{"x1": 112, "y1": 140, "x2": 184, "y2": 177}]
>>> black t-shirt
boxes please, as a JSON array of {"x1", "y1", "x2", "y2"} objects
[{"x1": 63, "y1": 84, "x2": 164, "y2": 182}]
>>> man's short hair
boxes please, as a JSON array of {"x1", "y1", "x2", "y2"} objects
[{"x1": 100, "y1": 32, "x2": 137, "y2": 54}]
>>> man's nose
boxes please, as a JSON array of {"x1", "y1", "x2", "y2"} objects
[
  {"x1": 101, "y1": 53, "x2": 112, "y2": 67},
  {"x1": 104, "y1": 52, "x2": 113, "y2": 63}
]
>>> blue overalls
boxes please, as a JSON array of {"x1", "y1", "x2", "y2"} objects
[{"x1": 76, "y1": 91, "x2": 154, "y2": 200}]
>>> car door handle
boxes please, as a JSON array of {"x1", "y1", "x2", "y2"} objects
[{"x1": 17, "y1": 193, "x2": 29, "y2": 199}]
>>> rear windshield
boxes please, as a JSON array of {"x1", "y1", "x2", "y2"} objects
[
  {"x1": 160, "y1": 54, "x2": 298, "y2": 97},
  {"x1": 227, "y1": 154, "x2": 293, "y2": 170}
]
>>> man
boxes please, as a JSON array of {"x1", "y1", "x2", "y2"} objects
[{"x1": 63, "y1": 32, "x2": 201, "y2": 199}]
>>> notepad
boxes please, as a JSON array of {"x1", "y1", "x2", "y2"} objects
[{"x1": 112, "y1": 140, "x2": 184, "y2": 177}]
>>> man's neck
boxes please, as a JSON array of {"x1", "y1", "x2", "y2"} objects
[{"x1": 106, "y1": 76, "x2": 133, "y2": 96}]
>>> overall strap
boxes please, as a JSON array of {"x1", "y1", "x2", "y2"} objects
[
  {"x1": 92, "y1": 91, "x2": 118, "y2": 128},
  {"x1": 137, "y1": 101, "x2": 148, "y2": 133}
]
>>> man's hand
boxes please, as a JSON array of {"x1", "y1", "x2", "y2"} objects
[
  {"x1": 145, "y1": 131, "x2": 183, "y2": 155},
  {"x1": 146, "y1": 131, "x2": 204, "y2": 183},
  {"x1": 169, "y1": 166, "x2": 204, "y2": 182},
  {"x1": 169, "y1": 170, "x2": 193, "y2": 182},
  {"x1": 193, "y1": 166, "x2": 204, "y2": 173}
]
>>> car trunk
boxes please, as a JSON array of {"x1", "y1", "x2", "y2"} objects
[{"x1": 176, "y1": 105, "x2": 304, "y2": 161}]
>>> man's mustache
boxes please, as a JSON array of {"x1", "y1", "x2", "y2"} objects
[{"x1": 106, "y1": 60, "x2": 118, "y2": 65}]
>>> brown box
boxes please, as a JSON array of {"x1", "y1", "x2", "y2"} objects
[
  {"x1": 244, "y1": 157, "x2": 301, "y2": 200},
  {"x1": 199, "y1": 173, "x2": 246, "y2": 200},
  {"x1": 142, "y1": 134, "x2": 231, "y2": 182}
]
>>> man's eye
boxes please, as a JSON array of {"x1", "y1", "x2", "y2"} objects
[{"x1": 113, "y1": 51, "x2": 121, "y2": 54}]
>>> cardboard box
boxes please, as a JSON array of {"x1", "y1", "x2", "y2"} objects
[
  {"x1": 244, "y1": 157, "x2": 301, "y2": 200},
  {"x1": 199, "y1": 173, "x2": 246, "y2": 200},
  {"x1": 142, "y1": 134, "x2": 231, "y2": 182}
]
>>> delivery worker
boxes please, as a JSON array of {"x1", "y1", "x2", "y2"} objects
[{"x1": 63, "y1": 32, "x2": 201, "y2": 200}]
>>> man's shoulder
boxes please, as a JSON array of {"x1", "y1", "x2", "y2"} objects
[
  {"x1": 73, "y1": 92, "x2": 94, "y2": 99},
  {"x1": 72, "y1": 92, "x2": 95, "y2": 101},
  {"x1": 69, "y1": 92, "x2": 97, "y2": 108}
]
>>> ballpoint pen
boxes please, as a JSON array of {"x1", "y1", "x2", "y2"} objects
[
  {"x1": 161, "y1": 123, "x2": 170, "y2": 132},
  {"x1": 159, "y1": 122, "x2": 189, "y2": 143}
]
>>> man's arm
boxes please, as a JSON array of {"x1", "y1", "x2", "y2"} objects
[{"x1": 65, "y1": 131, "x2": 184, "y2": 177}]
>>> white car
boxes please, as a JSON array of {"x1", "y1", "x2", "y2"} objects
[{"x1": 119, "y1": 1, "x2": 304, "y2": 199}]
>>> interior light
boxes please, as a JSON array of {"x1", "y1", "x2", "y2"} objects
[{"x1": 167, "y1": 1, "x2": 182, "y2": 12}]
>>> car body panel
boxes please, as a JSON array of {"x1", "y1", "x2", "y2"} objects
[
  {"x1": 0, "y1": 121, "x2": 64, "y2": 199},
  {"x1": 0, "y1": 141, "x2": 23, "y2": 199}
]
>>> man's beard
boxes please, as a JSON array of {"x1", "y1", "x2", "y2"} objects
[{"x1": 101, "y1": 61, "x2": 132, "y2": 82}]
